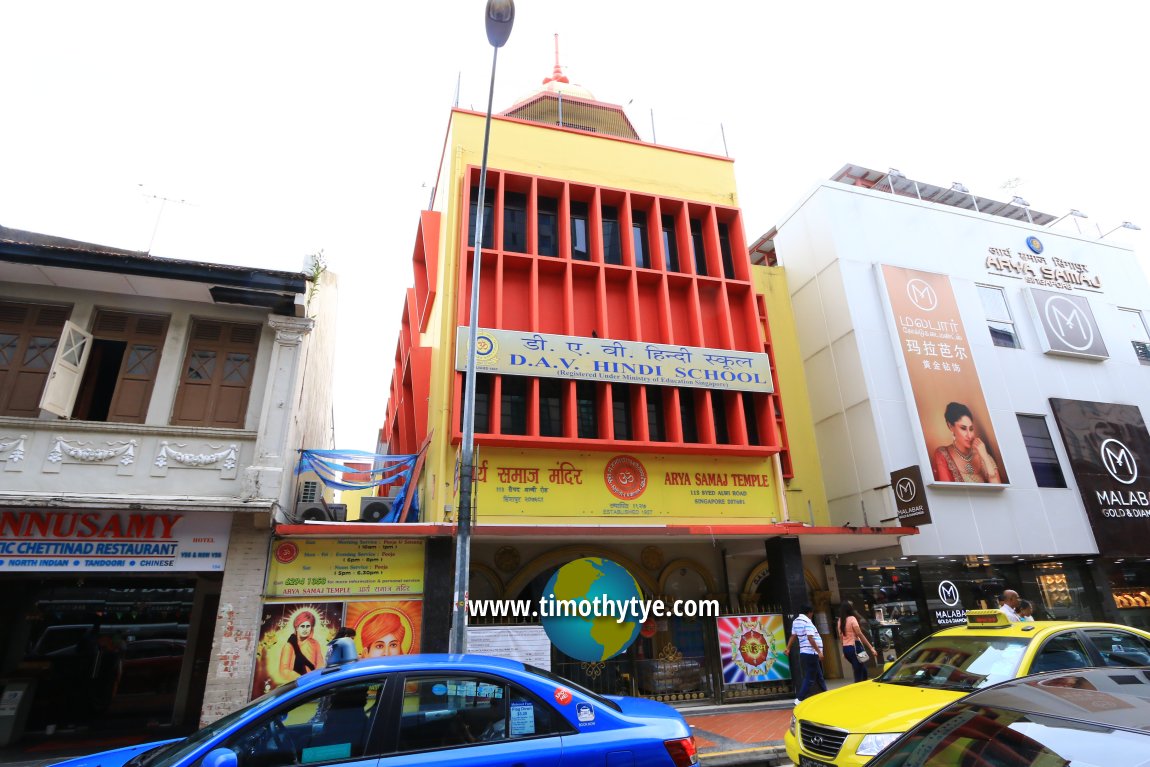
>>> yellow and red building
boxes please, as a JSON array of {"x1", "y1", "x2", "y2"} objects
[{"x1": 371, "y1": 68, "x2": 911, "y2": 701}]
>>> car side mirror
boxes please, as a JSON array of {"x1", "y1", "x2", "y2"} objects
[
  {"x1": 202, "y1": 748, "x2": 238, "y2": 767},
  {"x1": 883, "y1": 661, "x2": 895, "y2": 672}
]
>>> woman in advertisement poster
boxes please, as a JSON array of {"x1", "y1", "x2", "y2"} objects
[
  {"x1": 934, "y1": 402, "x2": 1002, "y2": 484},
  {"x1": 278, "y1": 610, "x2": 325, "y2": 680}
]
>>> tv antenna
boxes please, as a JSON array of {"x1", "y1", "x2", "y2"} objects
[{"x1": 139, "y1": 185, "x2": 193, "y2": 253}]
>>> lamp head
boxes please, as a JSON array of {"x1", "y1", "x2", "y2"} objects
[
  {"x1": 950, "y1": 182, "x2": 970, "y2": 193},
  {"x1": 1011, "y1": 196, "x2": 1030, "y2": 207},
  {"x1": 1100, "y1": 221, "x2": 1141, "y2": 238},
  {"x1": 485, "y1": 0, "x2": 515, "y2": 48}
]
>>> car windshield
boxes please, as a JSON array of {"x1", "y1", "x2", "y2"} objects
[
  {"x1": 878, "y1": 636, "x2": 1029, "y2": 691},
  {"x1": 126, "y1": 680, "x2": 301, "y2": 767},
  {"x1": 874, "y1": 703, "x2": 1149, "y2": 767}
]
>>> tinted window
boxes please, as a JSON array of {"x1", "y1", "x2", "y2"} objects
[
  {"x1": 570, "y1": 201, "x2": 590, "y2": 261},
  {"x1": 503, "y1": 192, "x2": 528, "y2": 253},
  {"x1": 1029, "y1": 632, "x2": 1092, "y2": 674},
  {"x1": 396, "y1": 676, "x2": 564, "y2": 753},
  {"x1": 1016, "y1": 414, "x2": 1067, "y2": 488},
  {"x1": 1084, "y1": 629, "x2": 1150, "y2": 667},
  {"x1": 602, "y1": 206, "x2": 622, "y2": 265}
]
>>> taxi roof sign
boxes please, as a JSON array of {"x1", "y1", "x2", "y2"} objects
[{"x1": 966, "y1": 609, "x2": 1011, "y2": 627}]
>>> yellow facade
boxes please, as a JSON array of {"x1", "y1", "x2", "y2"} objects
[{"x1": 417, "y1": 109, "x2": 825, "y2": 529}]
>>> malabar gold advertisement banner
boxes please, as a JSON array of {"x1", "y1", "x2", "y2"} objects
[
  {"x1": 880, "y1": 265, "x2": 1009, "y2": 486},
  {"x1": 1049, "y1": 398, "x2": 1150, "y2": 557}
]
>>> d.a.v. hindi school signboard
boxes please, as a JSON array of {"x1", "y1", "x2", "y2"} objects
[{"x1": 456, "y1": 327, "x2": 773, "y2": 393}]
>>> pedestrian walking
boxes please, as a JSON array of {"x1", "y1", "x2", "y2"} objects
[
  {"x1": 839, "y1": 600, "x2": 877, "y2": 683},
  {"x1": 786, "y1": 603, "x2": 827, "y2": 704}
]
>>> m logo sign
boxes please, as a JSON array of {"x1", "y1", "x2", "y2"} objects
[
  {"x1": 1101, "y1": 438, "x2": 1138, "y2": 485},
  {"x1": 889, "y1": 466, "x2": 931, "y2": 525},
  {"x1": 1045, "y1": 296, "x2": 1094, "y2": 350},
  {"x1": 1029, "y1": 288, "x2": 1108, "y2": 359},
  {"x1": 906, "y1": 279, "x2": 938, "y2": 312},
  {"x1": 895, "y1": 477, "x2": 917, "y2": 504},
  {"x1": 932, "y1": 579, "x2": 966, "y2": 626},
  {"x1": 938, "y1": 580, "x2": 961, "y2": 607}
]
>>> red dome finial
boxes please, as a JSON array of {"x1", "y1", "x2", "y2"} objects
[{"x1": 542, "y1": 32, "x2": 569, "y2": 85}]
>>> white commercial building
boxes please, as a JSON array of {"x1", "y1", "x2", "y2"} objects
[{"x1": 759, "y1": 165, "x2": 1150, "y2": 654}]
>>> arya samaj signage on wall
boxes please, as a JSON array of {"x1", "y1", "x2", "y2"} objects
[
  {"x1": 474, "y1": 448, "x2": 776, "y2": 521},
  {"x1": 0, "y1": 510, "x2": 231, "y2": 571},
  {"x1": 455, "y1": 327, "x2": 774, "y2": 393},
  {"x1": 984, "y1": 237, "x2": 1103, "y2": 293}
]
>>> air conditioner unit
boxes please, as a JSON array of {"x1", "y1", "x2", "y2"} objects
[
  {"x1": 295, "y1": 501, "x2": 347, "y2": 522},
  {"x1": 360, "y1": 496, "x2": 397, "y2": 523}
]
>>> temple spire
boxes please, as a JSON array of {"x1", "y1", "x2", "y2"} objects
[{"x1": 542, "y1": 33, "x2": 569, "y2": 85}]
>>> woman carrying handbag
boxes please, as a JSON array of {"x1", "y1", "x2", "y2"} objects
[{"x1": 839, "y1": 600, "x2": 877, "y2": 683}]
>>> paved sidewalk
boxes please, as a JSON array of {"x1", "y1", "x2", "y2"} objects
[{"x1": 684, "y1": 702, "x2": 792, "y2": 765}]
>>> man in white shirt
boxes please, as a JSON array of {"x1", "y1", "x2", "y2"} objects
[
  {"x1": 786, "y1": 603, "x2": 826, "y2": 704},
  {"x1": 999, "y1": 590, "x2": 1022, "y2": 622}
]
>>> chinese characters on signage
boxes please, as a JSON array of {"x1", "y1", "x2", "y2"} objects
[
  {"x1": 455, "y1": 327, "x2": 773, "y2": 393},
  {"x1": 880, "y1": 265, "x2": 1009, "y2": 486}
]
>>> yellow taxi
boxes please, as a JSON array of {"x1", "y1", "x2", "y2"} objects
[{"x1": 784, "y1": 610, "x2": 1150, "y2": 767}]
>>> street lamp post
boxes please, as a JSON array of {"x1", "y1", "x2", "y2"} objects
[{"x1": 450, "y1": 0, "x2": 515, "y2": 655}]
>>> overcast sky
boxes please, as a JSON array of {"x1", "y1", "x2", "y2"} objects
[{"x1": 3, "y1": 1, "x2": 1146, "y2": 451}]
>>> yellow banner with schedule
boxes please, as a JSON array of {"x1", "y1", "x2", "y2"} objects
[
  {"x1": 265, "y1": 537, "x2": 425, "y2": 598},
  {"x1": 474, "y1": 449, "x2": 779, "y2": 522}
]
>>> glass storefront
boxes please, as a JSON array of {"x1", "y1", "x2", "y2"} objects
[
  {"x1": 837, "y1": 555, "x2": 1133, "y2": 655},
  {"x1": 1105, "y1": 560, "x2": 1150, "y2": 631},
  {"x1": 0, "y1": 575, "x2": 215, "y2": 736}
]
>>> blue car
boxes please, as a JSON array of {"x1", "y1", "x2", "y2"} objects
[{"x1": 52, "y1": 654, "x2": 698, "y2": 767}]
